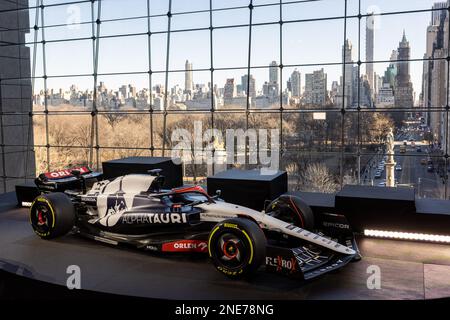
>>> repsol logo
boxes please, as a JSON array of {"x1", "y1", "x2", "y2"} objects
[
  {"x1": 122, "y1": 213, "x2": 187, "y2": 224},
  {"x1": 323, "y1": 221, "x2": 350, "y2": 230}
]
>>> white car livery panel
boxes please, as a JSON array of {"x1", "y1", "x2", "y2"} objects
[
  {"x1": 86, "y1": 174, "x2": 157, "y2": 227},
  {"x1": 198, "y1": 201, "x2": 355, "y2": 256},
  {"x1": 197, "y1": 201, "x2": 258, "y2": 222}
]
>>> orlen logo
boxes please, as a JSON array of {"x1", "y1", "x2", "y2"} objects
[
  {"x1": 162, "y1": 240, "x2": 208, "y2": 253},
  {"x1": 44, "y1": 166, "x2": 90, "y2": 179}
]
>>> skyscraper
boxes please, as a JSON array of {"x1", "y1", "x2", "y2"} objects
[
  {"x1": 431, "y1": 2, "x2": 447, "y2": 25},
  {"x1": 422, "y1": 3, "x2": 448, "y2": 149},
  {"x1": 366, "y1": 13, "x2": 375, "y2": 94},
  {"x1": 340, "y1": 39, "x2": 354, "y2": 108},
  {"x1": 357, "y1": 75, "x2": 373, "y2": 108},
  {"x1": 223, "y1": 79, "x2": 236, "y2": 106},
  {"x1": 241, "y1": 74, "x2": 256, "y2": 100},
  {"x1": 330, "y1": 81, "x2": 339, "y2": 104},
  {"x1": 289, "y1": 69, "x2": 302, "y2": 97},
  {"x1": 396, "y1": 31, "x2": 412, "y2": 87},
  {"x1": 394, "y1": 31, "x2": 414, "y2": 124},
  {"x1": 423, "y1": 24, "x2": 439, "y2": 128},
  {"x1": 184, "y1": 60, "x2": 194, "y2": 94},
  {"x1": 304, "y1": 69, "x2": 328, "y2": 107},
  {"x1": 269, "y1": 61, "x2": 279, "y2": 85},
  {"x1": 119, "y1": 85, "x2": 129, "y2": 99}
]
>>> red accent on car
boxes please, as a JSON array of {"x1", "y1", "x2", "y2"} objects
[
  {"x1": 37, "y1": 210, "x2": 45, "y2": 225},
  {"x1": 171, "y1": 185, "x2": 209, "y2": 197},
  {"x1": 161, "y1": 240, "x2": 208, "y2": 253},
  {"x1": 222, "y1": 240, "x2": 238, "y2": 259},
  {"x1": 44, "y1": 166, "x2": 91, "y2": 180},
  {"x1": 288, "y1": 196, "x2": 305, "y2": 228},
  {"x1": 276, "y1": 255, "x2": 283, "y2": 272}
]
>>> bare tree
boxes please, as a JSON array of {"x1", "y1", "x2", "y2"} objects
[
  {"x1": 361, "y1": 113, "x2": 395, "y2": 146},
  {"x1": 102, "y1": 112, "x2": 125, "y2": 130},
  {"x1": 158, "y1": 114, "x2": 212, "y2": 182},
  {"x1": 69, "y1": 122, "x2": 92, "y2": 167},
  {"x1": 298, "y1": 163, "x2": 338, "y2": 193}
]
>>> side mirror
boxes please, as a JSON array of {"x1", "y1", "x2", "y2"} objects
[
  {"x1": 148, "y1": 169, "x2": 163, "y2": 176},
  {"x1": 263, "y1": 199, "x2": 272, "y2": 213},
  {"x1": 211, "y1": 189, "x2": 222, "y2": 200}
]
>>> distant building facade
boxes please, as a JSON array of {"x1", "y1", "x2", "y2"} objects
[
  {"x1": 288, "y1": 69, "x2": 302, "y2": 98},
  {"x1": 421, "y1": 3, "x2": 448, "y2": 149},
  {"x1": 223, "y1": 78, "x2": 236, "y2": 106},
  {"x1": 241, "y1": 74, "x2": 256, "y2": 100},
  {"x1": 304, "y1": 69, "x2": 328, "y2": 107}
]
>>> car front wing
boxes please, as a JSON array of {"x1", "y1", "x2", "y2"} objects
[{"x1": 265, "y1": 238, "x2": 358, "y2": 281}]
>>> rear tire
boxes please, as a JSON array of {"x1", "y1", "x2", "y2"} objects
[
  {"x1": 208, "y1": 218, "x2": 266, "y2": 279},
  {"x1": 30, "y1": 193, "x2": 75, "y2": 239}
]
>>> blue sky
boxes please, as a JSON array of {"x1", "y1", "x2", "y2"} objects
[{"x1": 28, "y1": 0, "x2": 444, "y2": 98}]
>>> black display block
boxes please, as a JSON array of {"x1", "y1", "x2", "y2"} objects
[
  {"x1": 336, "y1": 185, "x2": 416, "y2": 213},
  {"x1": 413, "y1": 199, "x2": 450, "y2": 234},
  {"x1": 102, "y1": 157, "x2": 183, "y2": 189},
  {"x1": 207, "y1": 169, "x2": 287, "y2": 211},
  {"x1": 290, "y1": 187, "x2": 450, "y2": 235},
  {"x1": 335, "y1": 185, "x2": 419, "y2": 233},
  {"x1": 335, "y1": 185, "x2": 450, "y2": 235},
  {"x1": 15, "y1": 181, "x2": 40, "y2": 207},
  {"x1": 286, "y1": 191, "x2": 336, "y2": 215}
]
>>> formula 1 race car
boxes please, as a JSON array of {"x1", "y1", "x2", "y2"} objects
[{"x1": 30, "y1": 167, "x2": 360, "y2": 280}]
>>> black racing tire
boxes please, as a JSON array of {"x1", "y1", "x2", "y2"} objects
[
  {"x1": 208, "y1": 218, "x2": 266, "y2": 279},
  {"x1": 266, "y1": 195, "x2": 315, "y2": 230},
  {"x1": 30, "y1": 193, "x2": 76, "y2": 239}
]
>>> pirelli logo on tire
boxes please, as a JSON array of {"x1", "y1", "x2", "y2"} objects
[
  {"x1": 223, "y1": 223, "x2": 238, "y2": 229},
  {"x1": 217, "y1": 266, "x2": 244, "y2": 276},
  {"x1": 34, "y1": 230, "x2": 51, "y2": 237}
]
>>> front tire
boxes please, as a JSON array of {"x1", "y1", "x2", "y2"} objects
[
  {"x1": 208, "y1": 218, "x2": 266, "y2": 279},
  {"x1": 30, "y1": 193, "x2": 75, "y2": 239},
  {"x1": 267, "y1": 195, "x2": 315, "y2": 230}
]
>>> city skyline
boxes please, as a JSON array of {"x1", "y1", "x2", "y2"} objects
[
  {"x1": 28, "y1": 0, "x2": 444, "y2": 97},
  {"x1": 33, "y1": 30, "x2": 412, "y2": 112}
]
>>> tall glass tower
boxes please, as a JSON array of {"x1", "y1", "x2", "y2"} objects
[
  {"x1": 366, "y1": 13, "x2": 375, "y2": 94},
  {"x1": 184, "y1": 60, "x2": 194, "y2": 94}
]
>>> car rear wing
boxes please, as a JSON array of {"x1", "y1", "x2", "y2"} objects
[{"x1": 35, "y1": 166, "x2": 103, "y2": 192}]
